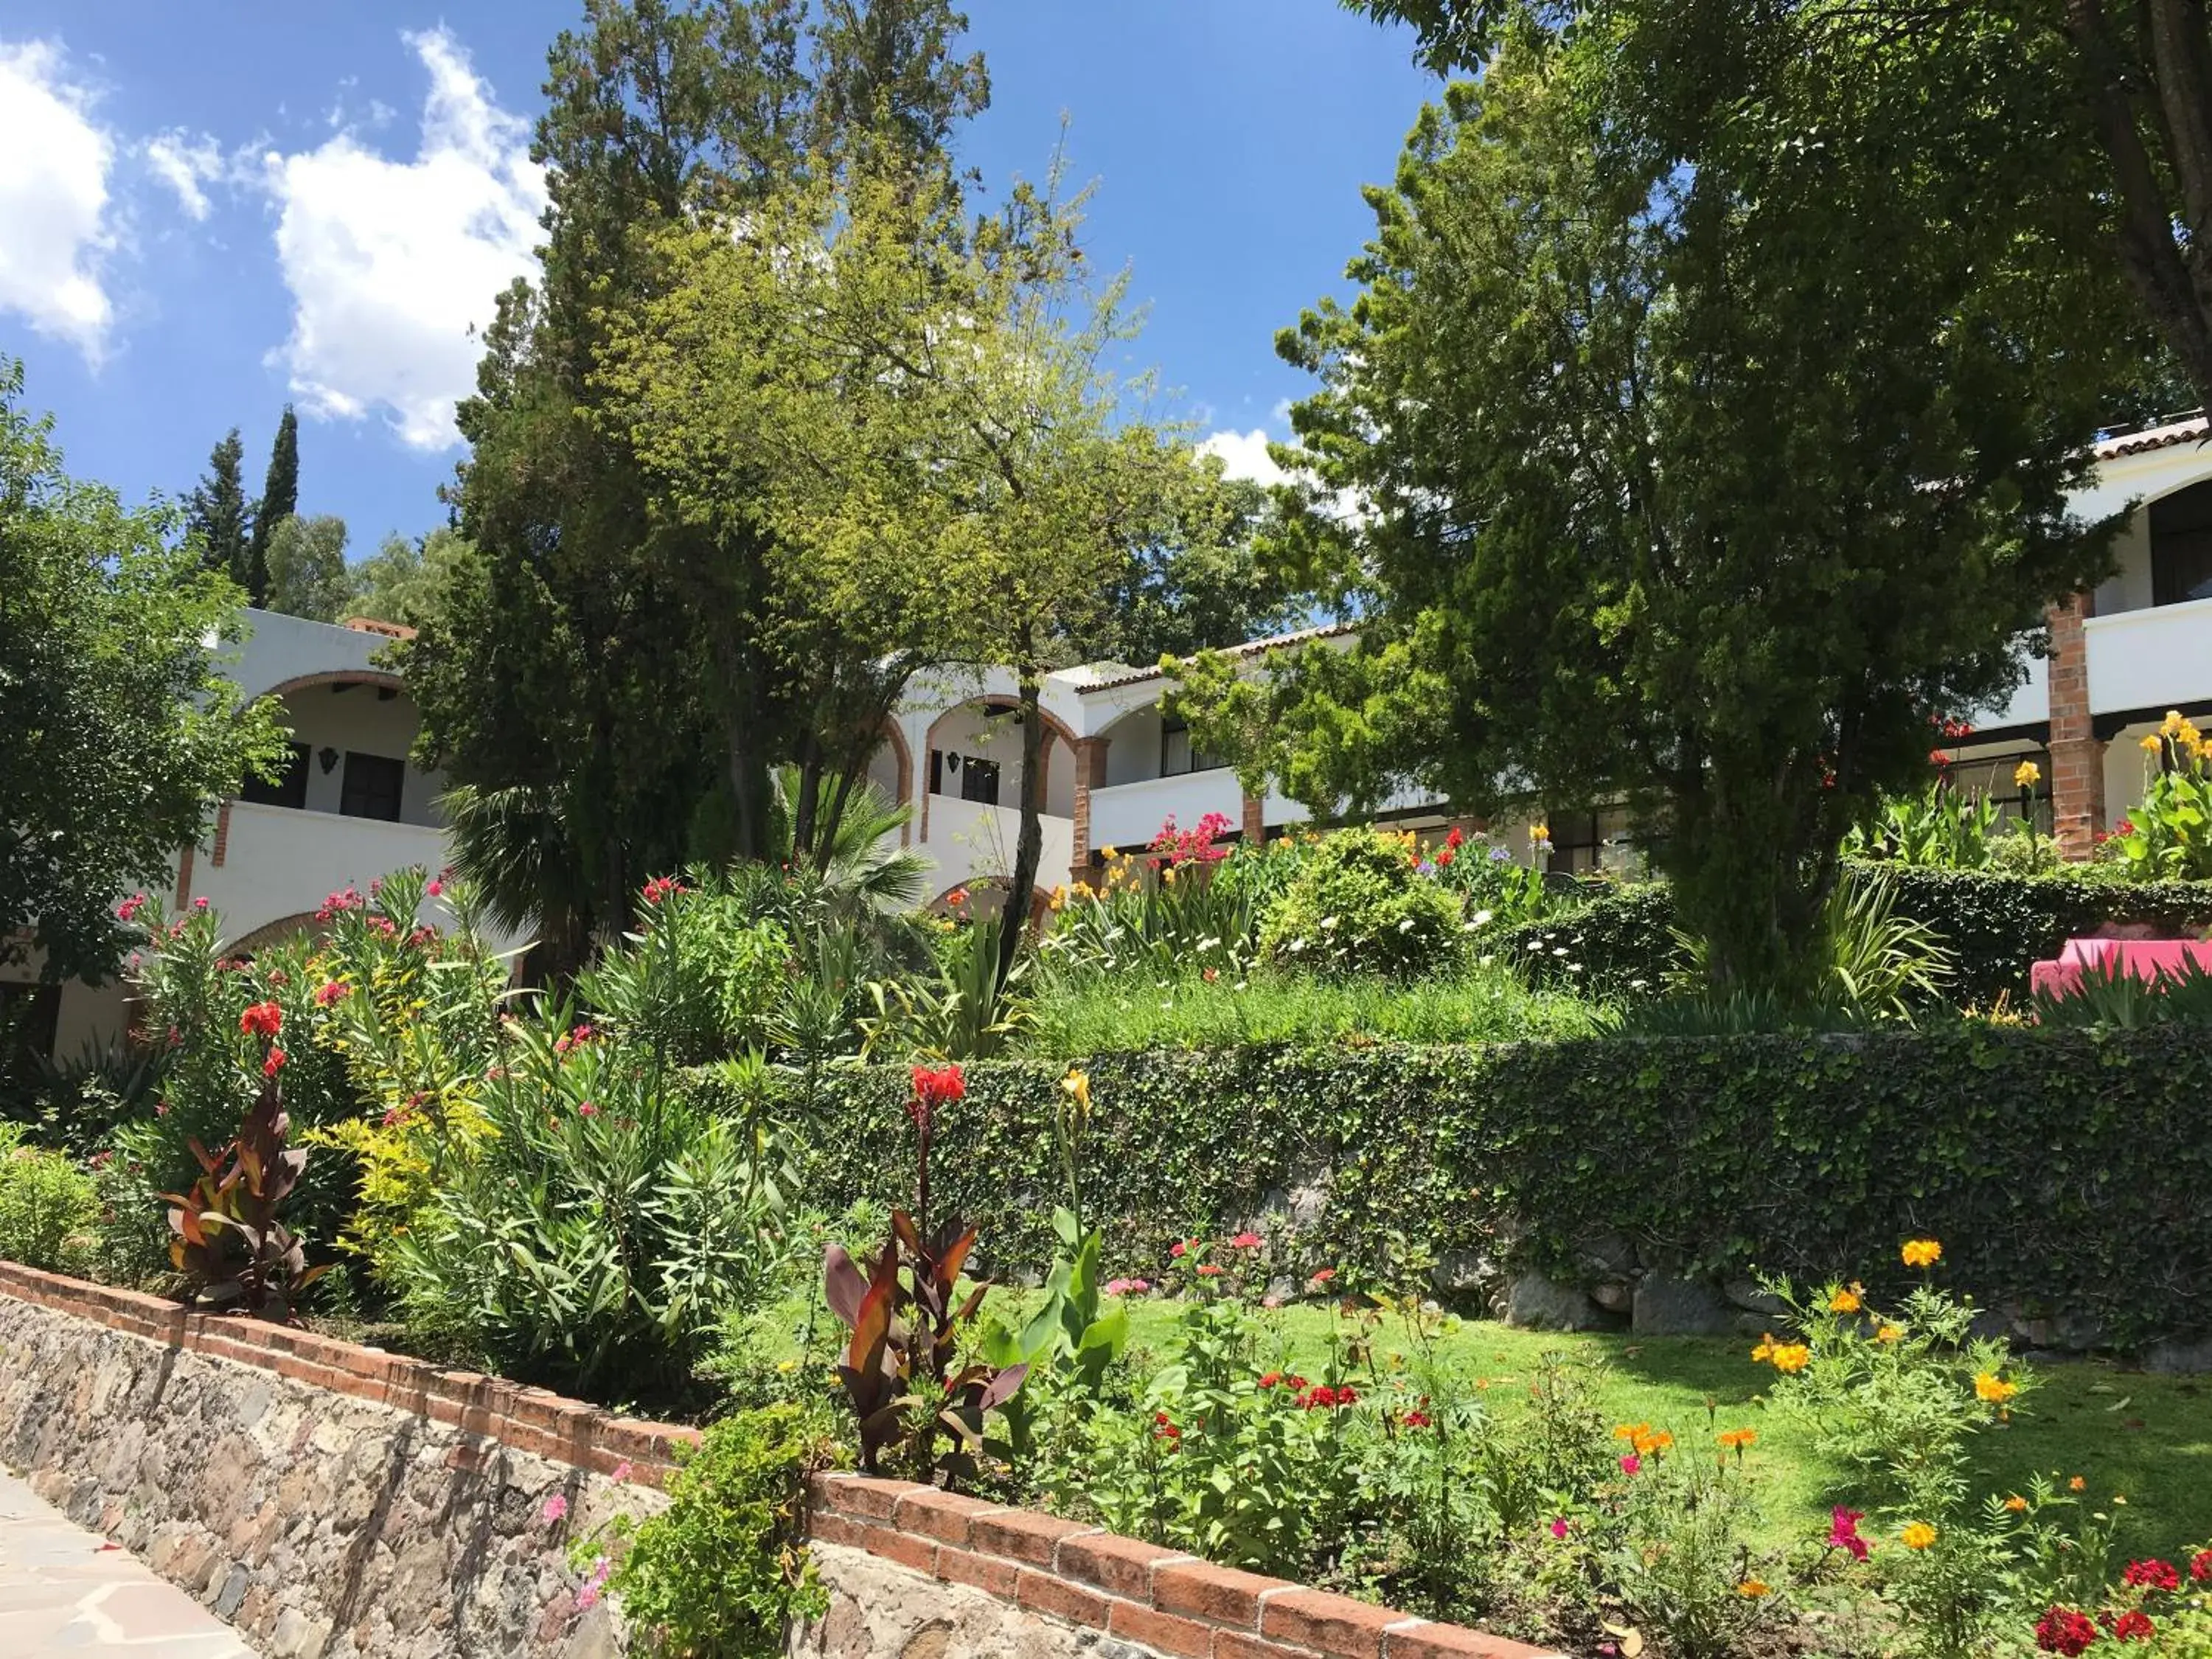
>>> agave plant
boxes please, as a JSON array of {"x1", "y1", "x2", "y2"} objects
[{"x1": 161, "y1": 1079, "x2": 325, "y2": 1321}]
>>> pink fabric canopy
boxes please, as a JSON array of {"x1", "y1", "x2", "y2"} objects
[{"x1": 2028, "y1": 936, "x2": 2212, "y2": 1001}]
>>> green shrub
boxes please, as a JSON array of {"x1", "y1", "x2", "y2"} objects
[
  {"x1": 1258, "y1": 825, "x2": 1462, "y2": 978},
  {"x1": 608, "y1": 1404, "x2": 828, "y2": 1658},
  {"x1": 786, "y1": 1029, "x2": 2212, "y2": 1345},
  {"x1": 1503, "y1": 866, "x2": 2212, "y2": 1009},
  {"x1": 0, "y1": 1126, "x2": 97, "y2": 1272}
]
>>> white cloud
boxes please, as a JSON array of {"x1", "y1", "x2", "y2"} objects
[
  {"x1": 0, "y1": 40, "x2": 116, "y2": 359},
  {"x1": 260, "y1": 27, "x2": 544, "y2": 451},
  {"x1": 1199, "y1": 428, "x2": 1296, "y2": 490},
  {"x1": 143, "y1": 130, "x2": 224, "y2": 220}
]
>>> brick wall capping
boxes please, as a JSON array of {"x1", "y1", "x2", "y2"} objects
[{"x1": 0, "y1": 1259, "x2": 695, "y2": 1486}]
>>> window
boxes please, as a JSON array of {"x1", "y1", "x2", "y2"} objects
[
  {"x1": 241, "y1": 742, "x2": 310, "y2": 810},
  {"x1": 339, "y1": 751, "x2": 406, "y2": 822},
  {"x1": 0, "y1": 981, "x2": 60, "y2": 1067},
  {"x1": 2151, "y1": 479, "x2": 2212, "y2": 607},
  {"x1": 1161, "y1": 719, "x2": 1219, "y2": 778},
  {"x1": 1546, "y1": 812, "x2": 1604, "y2": 875},
  {"x1": 959, "y1": 757, "x2": 1001, "y2": 806}
]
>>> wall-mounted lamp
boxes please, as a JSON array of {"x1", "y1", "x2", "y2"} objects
[{"x1": 317, "y1": 746, "x2": 341, "y2": 775}]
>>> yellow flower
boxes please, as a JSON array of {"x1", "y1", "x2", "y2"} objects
[
  {"x1": 1049, "y1": 883, "x2": 1068, "y2": 910},
  {"x1": 1769, "y1": 1343, "x2": 1812, "y2": 1374},
  {"x1": 2004, "y1": 1495, "x2": 2028, "y2": 1512},
  {"x1": 1737, "y1": 1578, "x2": 1773, "y2": 1599},
  {"x1": 2143, "y1": 732, "x2": 2166, "y2": 754},
  {"x1": 1901, "y1": 1523, "x2": 1938, "y2": 1551},
  {"x1": 1718, "y1": 1428, "x2": 1758, "y2": 1450},
  {"x1": 1901, "y1": 1238, "x2": 1942, "y2": 1269},
  {"x1": 1060, "y1": 1068, "x2": 1091, "y2": 1121},
  {"x1": 2014, "y1": 759, "x2": 2041, "y2": 790},
  {"x1": 1750, "y1": 1335, "x2": 1775, "y2": 1363},
  {"x1": 1631, "y1": 1428, "x2": 1674, "y2": 1455},
  {"x1": 1829, "y1": 1284, "x2": 1863, "y2": 1314},
  {"x1": 2164, "y1": 709, "x2": 2186, "y2": 737},
  {"x1": 1613, "y1": 1422, "x2": 1652, "y2": 1441},
  {"x1": 1875, "y1": 1323, "x2": 1904, "y2": 1344},
  {"x1": 1528, "y1": 821, "x2": 1549, "y2": 843},
  {"x1": 1974, "y1": 1372, "x2": 2017, "y2": 1405}
]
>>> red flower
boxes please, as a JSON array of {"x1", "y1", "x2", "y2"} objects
[
  {"x1": 1405, "y1": 1411, "x2": 1434, "y2": 1429},
  {"x1": 2123, "y1": 1560, "x2": 2179, "y2": 1593},
  {"x1": 1197, "y1": 1264, "x2": 1223, "y2": 1278},
  {"x1": 578, "y1": 1101, "x2": 599, "y2": 1117},
  {"x1": 262, "y1": 1048, "x2": 286, "y2": 1077},
  {"x1": 313, "y1": 981, "x2": 347, "y2": 1006},
  {"x1": 2111, "y1": 1611, "x2": 2154, "y2": 1643},
  {"x1": 2192, "y1": 1551, "x2": 2212, "y2": 1583},
  {"x1": 1152, "y1": 1411, "x2": 1181, "y2": 1441},
  {"x1": 1228, "y1": 1231, "x2": 1262, "y2": 1249},
  {"x1": 1258, "y1": 1372, "x2": 1282, "y2": 1388},
  {"x1": 1170, "y1": 1239, "x2": 1196, "y2": 1259},
  {"x1": 2035, "y1": 1608, "x2": 2098, "y2": 1656},
  {"x1": 1309, "y1": 1267, "x2": 1337, "y2": 1287},
  {"x1": 1930, "y1": 748, "x2": 1951, "y2": 768},
  {"x1": 1828, "y1": 1507, "x2": 1869, "y2": 1562},
  {"x1": 116, "y1": 894, "x2": 147, "y2": 923},
  {"x1": 1436, "y1": 847, "x2": 1455, "y2": 868},
  {"x1": 907, "y1": 1063, "x2": 964, "y2": 1129},
  {"x1": 641, "y1": 875, "x2": 684, "y2": 905},
  {"x1": 240, "y1": 1002, "x2": 282, "y2": 1038},
  {"x1": 1445, "y1": 826, "x2": 1465, "y2": 849}
]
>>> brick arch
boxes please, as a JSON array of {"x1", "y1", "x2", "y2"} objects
[
  {"x1": 920, "y1": 696, "x2": 1078, "y2": 841},
  {"x1": 260, "y1": 669, "x2": 408, "y2": 702},
  {"x1": 928, "y1": 877, "x2": 1054, "y2": 934},
  {"x1": 221, "y1": 911, "x2": 329, "y2": 959}
]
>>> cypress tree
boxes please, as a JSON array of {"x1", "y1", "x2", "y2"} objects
[
  {"x1": 183, "y1": 429, "x2": 250, "y2": 586},
  {"x1": 244, "y1": 406, "x2": 299, "y2": 607}
]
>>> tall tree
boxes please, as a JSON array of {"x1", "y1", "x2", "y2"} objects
[
  {"x1": 349, "y1": 526, "x2": 473, "y2": 630},
  {"x1": 606, "y1": 159, "x2": 1212, "y2": 985},
  {"x1": 243, "y1": 406, "x2": 298, "y2": 608},
  {"x1": 0, "y1": 361, "x2": 285, "y2": 984},
  {"x1": 1350, "y1": 0, "x2": 2212, "y2": 414},
  {"x1": 261, "y1": 514, "x2": 355, "y2": 622},
  {"x1": 184, "y1": 429, "x2": 251, "y2": 585},
  {"x1": 408, "y1": 0, "x2": 991, "y2": 962},
  {"x1": 1176, "y1": 18, "x2": 2137, "y2": 992}
]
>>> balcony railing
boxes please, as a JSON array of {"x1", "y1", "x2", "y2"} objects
[
  {"x1": 1088, "y1": 771, "x2": 1243, "y2": 851},
  {"x1": 2084, "y1": 595, "x2": 2212, "y2": 717},
  {"x1": 195, "y1": 801, "x2": 451, "y2": 944}
]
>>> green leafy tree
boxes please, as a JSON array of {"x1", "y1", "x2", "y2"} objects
[
  {"x1": 1350, "y1": 0, "x2": 2212, "y2": 413},
  {"x1": 347, "y1": 526, "x2": 471, "y2": 629},
  {"x1": 184, "y1": 429, "x2": 251, "y2": 585},
  {"x1": 411, "y1": 0, "x2": 990, "y2": 965},
  {"x1": 0, "y1": 361, "x2": 285, "y2": 984},
  {"x1": 607, "y1": 157, "x2": 1213, "y2": 987},
  {"x1": 260, "y1": 513, "x2": 355, "y2": 622},
  {"x1": 242, "y1": 406, "x2": 298, "y2": 607},
  {"x1": 1178, "y1": 23, "x2": 2135, "y2": 992}
]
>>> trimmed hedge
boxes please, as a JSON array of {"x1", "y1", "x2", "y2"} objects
[
  {"x1": 792, "y1": 1029, "x2": 2212, "y2": 1346},
  {"x1": 1498, "y1": 866, "x2": 2212, "y2": 1007}
]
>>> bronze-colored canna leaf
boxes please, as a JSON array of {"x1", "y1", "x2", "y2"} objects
[{"x1": 161, "y1": 1079, "x2": 326, "y2": 1322}]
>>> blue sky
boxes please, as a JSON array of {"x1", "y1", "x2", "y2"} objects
[{"x1": 0, "y1": 4, "x2": 1438, "y2": 555}]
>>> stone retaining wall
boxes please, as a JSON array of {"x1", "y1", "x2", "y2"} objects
[
  {"x1": 0, "y1": 1262, "x2": 682, "y2": 1658},
  {"x1": 795, "y1": 1471, "x2": 1561, "y2": 1659}
]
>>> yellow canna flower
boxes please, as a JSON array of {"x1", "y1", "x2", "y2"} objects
[
  {"x1": 1901, "y1": 1238, "x2": 1942, "y2": 1269},
  {"x1": 2164, "y1": 710, "x2": 2185, "y2": 737},
  {"x1": 1974, "y1": 1372, "x2": 2017, "y2": 1405},
  {"x1": 1060, "y1": 1067, "x2": 1091, "y2": 1121},
  {"x1": 2143, "y1": 732, "x2": 2166, "y2": 754},
  {"x1": 1737, "y1": 1579, "x2": 1773, "y2": 1599},
  {"x1": 1528, "y1": 821, "x2": 1550, "y2": 843},
  {"x1": 1829, "y1": 1284, "x2": 1863, "y2": 1314},
  {"x1": 1902, "y1": 1522, "x2": 1938, "y2": 1551},
  {"x1": 2014, "y1": 759, "x2": 2041, "y2": 790}
]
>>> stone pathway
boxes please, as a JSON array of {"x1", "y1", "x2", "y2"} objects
[{"x1": 0, "y1": 1467, "x2": 261, "y2": 1656}]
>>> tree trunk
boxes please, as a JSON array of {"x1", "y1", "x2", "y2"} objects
[
  {"x1": 995, "y1": 647, "x2": 1046, "y2": 993},
  {"x1": 714, "y1": 633, "x2": 773, "y2": 863}
]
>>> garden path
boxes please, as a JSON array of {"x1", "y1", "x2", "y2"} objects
[{"x1": 0, "y1": 1465, "x2": 260, "y2": 1657}]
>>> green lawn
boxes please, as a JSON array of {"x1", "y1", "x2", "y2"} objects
[{"x1": 771, "y1": 1288, "x2": 2212, "y2": 1557}]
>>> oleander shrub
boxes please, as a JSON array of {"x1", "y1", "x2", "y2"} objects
[{"x1": 785, "y1": 1028, "x2": 2212, "y2": 1345}]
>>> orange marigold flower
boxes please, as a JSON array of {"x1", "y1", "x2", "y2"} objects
[
  {"x1": 2005, "y1": 1495, "x2": 2029, "y2": 1513},
  {"x1": 2068, "y1": 1475, "x2": 2087, "y2": 1492},
  {"x1": 1975, "y1": 1372, "x2": 2018, "y2": 1405},
  {"x1": 1737, "y1": 1579, "x2": 1773, "y2": 1599},
  {"x1": 1902, "y1": 1239, "x2": 1942, "y2": 1269},
  {"x1": 1718, "y1": 1428, "x2": 1758, "y2": 1450},
  {"x1": 1769, "y1": 1343, "x2": 1812, "y2": 1374},
  {"x1": 1901, "y1": 1522, "x2": 1937, "y2": 1551},
  {"x1": 1875, "y1": 1324, "x2": 1904, "y2": 1344},
  {"x1": 1750, "y1": 1335, "x2": 1775, "y2": 1363},
  {"x1": 1829, "y1": 1284, "x2": 1863, "y2": 1314}
]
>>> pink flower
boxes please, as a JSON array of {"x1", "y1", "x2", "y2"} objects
[
  {"x1": 1103, "y1": 1279, "x2": 1151, "y2": 1296},
  {"x1": 1169, "y1": 1239, "x2": 1192, "y2": 1259},
  {"x1": 425, "y1": 879, "x2": 444, "y2": 897},
  {"x1": 1229, "y1": 1231, "x2": 1262, "y2": 1249},
  {"x1": 155, "y1": 1100, "x2": 170, "y2": 1117},
  {"x1": 313, "y1": 980, "x2": 347, "y2": 1006},
  {"x1": 577, "y1": 1102, "x2": 598, "y2": 1118},
  {"x1": 611, "y1": 1461, "x2": 633, "y2": 1483},
  {"x1": 193, "y1": 897, "x2": 209, "y2": 911},
  {"x1": 116, "y1": 894, "x2": 146, "y2": 923},
  {"x1": 1549, "y1": 1518, "x2": 1570, "y2": 1540},
  {"x1": 542, "y1": 1494, "x2": 568, "y2": 1524},
  {"x1": 1828, "y1": 1506, "x2": 1870, "y2": 1562},
  {"x1": 642, "y1": 875, "x2": 684, "y2": 907},
  {"x1": 1619, "y1": 1454, "x2": 1641, "y2": 1475}
]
